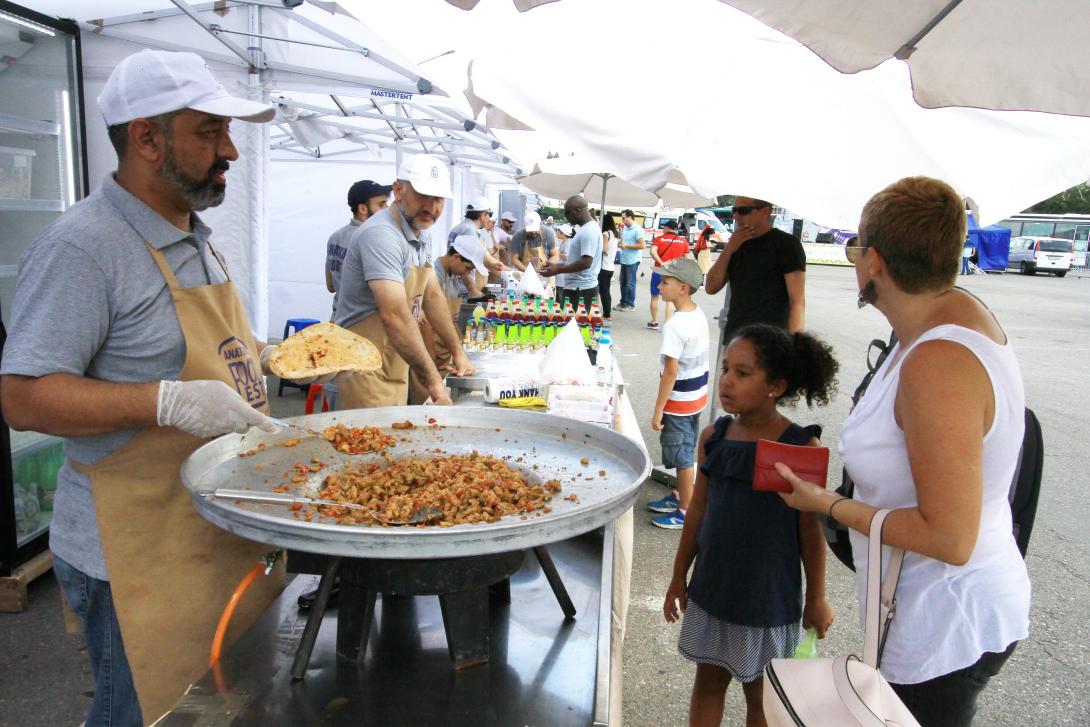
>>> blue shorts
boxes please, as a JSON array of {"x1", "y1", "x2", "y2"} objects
[
  {"x1": 650, "y1": 271, "x2": 663, "y2": 297},
  {"x1": 660, "y1": 412, "x2": 701, "y2": 470}
]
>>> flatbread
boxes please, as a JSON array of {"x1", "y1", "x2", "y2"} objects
[{"x1": 268, "y1": 322, "x2": 381, "y2": 379}]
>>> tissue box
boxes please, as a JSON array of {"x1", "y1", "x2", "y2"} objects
[{"x1": 0, "y1": 146, "x2": 34, "y2": 199}]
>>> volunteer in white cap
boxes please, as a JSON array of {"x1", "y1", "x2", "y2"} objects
[
  {"x1": 508, "y1": 211, "x2": 559, "y2": 274},
  {"x1": 409, "y1": 234, "x2": 489, "y2": 404},
  {"x1": 492, "y1": 210, "x2": 518, "y2": 262},
  {"x1": 0, "y1": 49, "x2": 299, "y2": 724},
  {"x1": 335, "y1": 154, "x2": 475, "y2": 408},
  {"x1": 446, "y1": 195, "x2": 503, "y2": 293}
]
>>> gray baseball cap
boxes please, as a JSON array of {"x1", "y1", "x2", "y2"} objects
[{"x1": 660, "y1": 257, "x2": 704, "y2": 290}]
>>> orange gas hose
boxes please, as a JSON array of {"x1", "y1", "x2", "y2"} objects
[{"x1": 210, "y1": 561, "x2": 265, "y2": 667}]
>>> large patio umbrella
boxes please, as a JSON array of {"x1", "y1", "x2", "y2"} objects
[
  {"x1": 719, "y1": 1, "x2": 1090, "y2": 117},
  {"x1": 518, "y1": 157, "x2": 714, "y2": 213}
]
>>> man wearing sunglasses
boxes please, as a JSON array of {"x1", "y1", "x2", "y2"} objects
[{"x1": 705, "y1": 197, "x2": 807, "y2": 340}]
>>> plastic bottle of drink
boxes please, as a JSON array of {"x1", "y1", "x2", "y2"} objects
[
  {"x1": 473, "y1": 302, "x2": 486, "y2": 325},
  {"x1": 543, "y1": 323, "x2": 556, "y2": 346},
  {"x1": 596, "y1": 327, "x2": 613, "y2": 385},
  {"x1": 486, "y1": 299, "x2": 498, "y2": 319},
  {"x1": 590, "y1": 303, "x2": 603, "y2": 327},
  {"x1": 564, "y1": 300, "x2": 575, "y2": 322},
  {"x1": 463, "y1": 322, "x2": 474, "y2": 350},
  {"x1": 495, "y1": 323, "x2": 508, "y2": 350},
  {"x1": 576, "y1": 302, "x2": 589, "y2": 325}
]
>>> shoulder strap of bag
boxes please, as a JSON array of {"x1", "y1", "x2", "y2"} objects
[{"x1": 863, "y1": 509, "x2": 905, "y2": 668}]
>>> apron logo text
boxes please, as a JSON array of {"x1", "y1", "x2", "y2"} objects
[{"x1": 218, "y1": 336, "x2": 267, "y2": 409}]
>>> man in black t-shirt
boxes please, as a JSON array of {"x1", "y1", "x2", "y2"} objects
[{"x1": 705, "y1": 196, "x2": 806, "y2": 340}]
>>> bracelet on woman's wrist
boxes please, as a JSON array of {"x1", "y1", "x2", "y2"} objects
[{"x1": 828, "y1": 496, "x2": 849, "y2": 520}]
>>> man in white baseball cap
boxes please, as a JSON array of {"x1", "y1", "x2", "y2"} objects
[
  {"x1": 0, "y1": 49, "x2": 298, "y2": 724},
  {"x1": 335, "y1": 154, "x2": 476, "y2": 409},
  {"x1": 447, "y1": 195, "x2": 501, "y2": 292},
  {"x1": 509, "y1": 210, "x2": 558, "y2": 273}
]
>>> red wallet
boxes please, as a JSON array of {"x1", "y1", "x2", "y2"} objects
[{"x1": 753, "y1": 439, "x2": 830, "y2": 493}]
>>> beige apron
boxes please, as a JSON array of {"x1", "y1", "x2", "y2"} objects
[
  {"x1": 76, "y1": 243, "x2": 284, "y2": 724},
  {"x1": 339, "y1": 205, "x2": 431, "y2": 409},
  {"x1": 410, "y1": 270, "x2": 463, "y2": 405}
]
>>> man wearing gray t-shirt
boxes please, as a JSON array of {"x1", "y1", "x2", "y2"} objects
[
  {"x1": 325, "y1": 179, "x2": 391, "y2": 314},
  {"x1": 0, "y1": 50, "x2": 305, "y2": 725},
  {"x1": 540, "y1": 195, "x2": 603, "y2": 309}
]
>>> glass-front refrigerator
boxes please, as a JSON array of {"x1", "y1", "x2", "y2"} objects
[{"x1": 0, "y1": 1, "x2": 87, "y2": 577}]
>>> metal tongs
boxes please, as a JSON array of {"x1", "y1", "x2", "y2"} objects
[{"x1": 197, "y1": 488, "x2": 442, "y2": 526}]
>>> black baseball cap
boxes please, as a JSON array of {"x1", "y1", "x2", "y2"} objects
[
  {"x1": 347, "y1": 180, "x2": 392, "y2": 209},
  {"x1": 662, "y1": 219, "x2": 678, "y2": 230}
]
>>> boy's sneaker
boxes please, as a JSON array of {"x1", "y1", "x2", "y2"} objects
[
  {"x1": 646, "y1": 321, "x2": 660, "y2": 330},
  {"x1": 651, "y1": 509, "x2": 685, "y2": 529},
  {"x1": 647, "y1": 492, "x2": 679, "y2": 513}
]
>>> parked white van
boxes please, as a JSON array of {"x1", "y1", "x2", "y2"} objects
[{"x1": 1007, "y1": 236, "x2": 1074, "y2": 277}]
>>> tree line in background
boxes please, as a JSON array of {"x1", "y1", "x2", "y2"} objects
[{"x1": 1024, "y1": 182, "x2": 1090, "y2": 214}]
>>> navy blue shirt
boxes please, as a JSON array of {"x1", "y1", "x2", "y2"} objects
[{"x1": 687, "y1": 415, "x2": 821, "y2": 627}]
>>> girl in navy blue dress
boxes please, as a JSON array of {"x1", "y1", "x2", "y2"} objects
[{"x1": 663, "y1": 324, "x2": 839, "y2": 727}]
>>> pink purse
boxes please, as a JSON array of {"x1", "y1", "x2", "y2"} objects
[{"x1": 763, "y1": 509, "x2": 921, "y2": 727}]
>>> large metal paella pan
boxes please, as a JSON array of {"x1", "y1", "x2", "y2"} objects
[{"x1": 181, "y1": 406, "x2": 650, "y2": 559}]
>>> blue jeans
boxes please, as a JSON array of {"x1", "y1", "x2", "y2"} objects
[
  {"x1": 619, "y1": 261, "x2": 639, "y2": 307},
  {"x1": 54, "y1": 555, "x2": 143, "y2": 727},
  {"x1": 961, "y1": 256, "x2": 970, "y2": 274}
]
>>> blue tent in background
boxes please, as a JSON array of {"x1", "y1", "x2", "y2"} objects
[{"x1": 967, "y1": 213, "x2": 1012, "y2": 271}]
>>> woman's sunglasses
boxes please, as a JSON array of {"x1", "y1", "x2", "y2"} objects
[{"x1": 732, "y1": 205, "x2": 767, "y2": 216}]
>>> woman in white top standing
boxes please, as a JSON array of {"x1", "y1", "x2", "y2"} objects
[
  {"x1": 599, "y1": 213, "x2": 619, "y2": 321},
  {"x1": 776, "y1": 176, "x2": 1030, "y2": 727}
]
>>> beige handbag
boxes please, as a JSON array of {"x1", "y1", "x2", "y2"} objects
[{"x1": 763, "y1": 509, "x2": 921, "y2": 726}]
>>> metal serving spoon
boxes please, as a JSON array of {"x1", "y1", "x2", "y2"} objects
[{"x1": 197, "y1": 488, "x2": 442, "y2": 526}]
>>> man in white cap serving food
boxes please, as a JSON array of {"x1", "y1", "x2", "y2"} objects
[
  {"x1": 0, "y1": 50, "x2": 318, "y2": 725},
  {"x1": 335, "y1": 154, "x2": 475, "y2": 407}
]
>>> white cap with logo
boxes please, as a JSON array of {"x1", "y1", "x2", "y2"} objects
[
  {"x1": 523, "y1": 211, "x2": 542, "y2": 232},
  {"x1": 452, "y1": 233, "x2": 488, "y2": 275},
  {"x1": 500, "y1": 211, "x2": 518, "y2": 222},
  {"x1": 98, "y1": 50, "x2": 276, "y2": 126},
  {"x1": 466, "y1": 196, "x2": 492, "y2": 215},
  {"x1": 396, "y1": 153, "x2": 453, "y2": 199}
]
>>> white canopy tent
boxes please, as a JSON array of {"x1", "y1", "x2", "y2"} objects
[
  {"x1": 360, "y1": 0, "x2": 1090, "y2": 230},
  {"x1": 33, "y1": 0, "x2": 522, "y2": 339}
]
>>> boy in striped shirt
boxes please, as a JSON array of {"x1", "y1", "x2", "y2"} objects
[{"x1": 648, "y1": 258, "x2": 709, "y2": 529}]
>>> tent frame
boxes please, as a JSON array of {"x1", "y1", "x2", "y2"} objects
[{"x1": 78, "y1": 0, "x2": 521, "y2": 175}]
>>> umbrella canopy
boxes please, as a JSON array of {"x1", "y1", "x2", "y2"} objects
[
  {"x1": 449, "y1": 0, "x2": 1090, "y2": 228},
  {"x1": 719, "y1": 0, "x2": 1090, "y2": 117},
  {"x1": 519, "y1": 157, "x2": 714, "y2": 211}
]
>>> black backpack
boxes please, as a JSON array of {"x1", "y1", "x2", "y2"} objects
[{"x1": 823, "y1": 331, "x2": 1044, "y2": 570}]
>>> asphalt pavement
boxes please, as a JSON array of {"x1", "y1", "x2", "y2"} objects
[{"x1": 2, "y1": 257, "x2": 1088, "y2": 726}]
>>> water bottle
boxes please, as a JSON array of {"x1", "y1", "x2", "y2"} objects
[{"x1": 596, "y1": 327, "x2": 613, "y2": 385}]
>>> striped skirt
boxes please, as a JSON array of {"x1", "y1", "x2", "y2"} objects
[{"x1": 678, "y1": 600, "x2": 802, "y2": 683}]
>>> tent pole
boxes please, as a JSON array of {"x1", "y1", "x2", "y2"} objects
[{"x1": 600, "y1": 174, "x2": 609, "y2": 218}]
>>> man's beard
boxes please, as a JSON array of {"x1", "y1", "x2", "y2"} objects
[
  {"x1": 857, "y1": 280, "x2": 877, "y2": 309},
  {"x1": 160, "y1": 144, "x2": 229, "y2": 211},
  {"x1": 403, "y1": 209, "x2": 434, "y2": 230}
]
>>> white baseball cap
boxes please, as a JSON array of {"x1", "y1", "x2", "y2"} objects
[
  {"x1": 396, "y1": 153, "x2": 453, "y2": 199},
  {"x1": 500, "y1": 211, "x2": 518, "y2": 222},
  {"x1": 523, "y1": 211, "x2": 542, "y2": 232},
  {"x1": 98, "y1": 50, "x2": 276, "y2": 126},
  {"x1": 452, "y1": 233, "x2": 488, "y2": 275},
  {"x1": 466, "y1": 196, "x2": 492, "y2": 215},
  {"x1": 556, "y1": 223, "x2": 574, "y2": 238}
]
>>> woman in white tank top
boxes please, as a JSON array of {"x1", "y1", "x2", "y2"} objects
[{"x1": 775, "y1": 177, "x2": 1030, "y2": 727}]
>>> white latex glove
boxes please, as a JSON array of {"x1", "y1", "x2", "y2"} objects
[
  {"x1": 157, "y1": 380, "x2": 281, "y2": 438},
  {"x1": 259, "y1": 345, "x2": 338, "y2": 386}
]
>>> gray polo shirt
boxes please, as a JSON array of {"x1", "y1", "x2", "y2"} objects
[
  {"x1": 0, "y1": 174, "x2": 228, "y2": 581},
  {"x1": 335, "y1": 205, "x2": 432, "y2": 329},
  {"x1": 326, "y1": 217, "x2": 361, "y2": 307},
  {"x1": 509, "y1": 226, "x2": 557, "y2": 261},
  {"x1": 566, "y1": 220, "x2": 603, "y2": 290}
]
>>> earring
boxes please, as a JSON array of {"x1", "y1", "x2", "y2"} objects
[{"x1": 768, "y1": 392, "x2": 775, "y2": 398}]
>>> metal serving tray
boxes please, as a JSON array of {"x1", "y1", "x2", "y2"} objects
[{"x1": 180, "y1": 406, "x2": 650, "y2": 559}]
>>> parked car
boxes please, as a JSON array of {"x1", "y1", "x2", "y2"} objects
[{"x1": 1007, "y1": 236, "x2": 1074, "y2": 277}]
